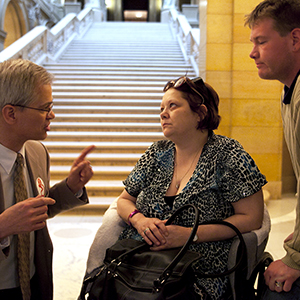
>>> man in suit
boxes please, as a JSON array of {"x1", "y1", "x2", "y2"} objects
[{"x1": 0, "y1": 59, "x2": 94, "y2": 300}]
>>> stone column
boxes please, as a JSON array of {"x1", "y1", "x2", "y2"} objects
[{"x1": 0, "y1": 30, "x2": 7, "y2": 52}]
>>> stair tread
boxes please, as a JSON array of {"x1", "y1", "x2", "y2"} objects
[
  {"x1": 50, "y1": 165, "x2": 133, "y2": 171},
  {"x1": 43, "y1": 21, "x2": 196, "y2": 207},
  {"x1": 49, "y1": 152, "x2": 142, "y2": 159}
]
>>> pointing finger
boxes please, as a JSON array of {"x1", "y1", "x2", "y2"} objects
[{"x1": 74, "y1": 145, "x2": 95, "y2": 165}]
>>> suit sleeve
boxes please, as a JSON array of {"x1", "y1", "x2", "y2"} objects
[
  {"x1": 39, "y1": 143, "x2": 89, "y2": 218},
  {"x1": 47, "y1": 179, "x2": 88, "y2": 218}
]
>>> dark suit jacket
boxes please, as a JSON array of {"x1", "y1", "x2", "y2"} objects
[{"x1": 0, "y1": 140, "x2": 89, "y2": 300}]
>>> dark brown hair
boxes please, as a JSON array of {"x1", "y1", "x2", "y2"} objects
[{"x1": 173, "y1": 77, "x2": 221, "y2": 131}]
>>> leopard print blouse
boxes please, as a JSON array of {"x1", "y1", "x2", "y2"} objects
[{"x1": 119, "y1": 132, "x2": 267, "y2": 300}]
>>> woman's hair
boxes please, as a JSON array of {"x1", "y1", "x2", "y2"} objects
[
  {"x1": 0, "y1": 59, "x2": 54, "y2": 110},
  {"x1": 169, "y1": 77, "x2": 221, "y2": 131},
  {"x1": 244, "y1": 0, "x2": 300, "y2": 36}
]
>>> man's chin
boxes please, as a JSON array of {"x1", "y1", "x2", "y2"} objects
[{"x1": 258, "y1": 71, "x2": 276, "y2": 81}]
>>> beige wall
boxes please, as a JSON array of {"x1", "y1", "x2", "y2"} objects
[
  {"x1": 200, "y1": 0, "x2": 284, "y2": 199},
  {"x1": 3, "y1": 0, "x2": 27, "y2": 49}
]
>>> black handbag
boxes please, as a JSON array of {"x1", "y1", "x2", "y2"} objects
[{"x1": 80, "y1": 204, "x2": 245, "y2": 300}]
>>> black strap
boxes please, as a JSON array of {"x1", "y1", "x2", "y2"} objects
[
  {"x1": 108, "y1": 204, "x2": 200, "y2": 287},
  {"x1": 155, "y1": 204, "x2": 199, "y2": 287},
  {"x1": 194, "y1": 220, "x2": 246, "y2": 278},
  {"x1": 81, "y1": 205, "x2": 246, "y2": 299}
]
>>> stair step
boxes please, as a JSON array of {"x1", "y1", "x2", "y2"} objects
[
  {"x1": 87, "y1": 196, "x2": 117, "y2": 208},
  {"x1": 46, "y1": 131, "x2": 164, "y2": 142},
  {"x1": 52, "y1": 80, "x2": 166, "y2": 87},
  {"x1": 46, "y1": 65, "x2": 192, "y2": 70},
  {"x1": 52, "y1": 106, "x2": 160, "y2": 114},
  {"x1": 50, "y1": 122, "x2": 162, "y2": 132},
  {"x1": 53, "y1": 99, "x2": 161, "y2": 106},
  {"x1": 52, "y1": 75, "x2": 195, "y2": 81},
  {"x1": 50, "y1": 179, "x2": 124, "y2": 197},
  {"x1": 44, "y1": 141, "x2": 152, "y2": 153},
  {"x1": 53, "y1": 74, "x2": 185, "y2": 82},
  {"x1": 49, "y1": 70, "x2": 196, "y2": 76},
  {"x1": 52, "y1": 92, "x2": 162, "y2": 99},
  {"x1": 51, "y1": 113, "x2": 160, "y2": 122},
  {"x1": 50, "y1": 165, "x2": 132, "y2": 180},
  {"x1": 52, "y1": 86, "x2": 164, "y2": 93},
  {"x1": 50, "y1": 152, "x2": 142, "y2": 166}
]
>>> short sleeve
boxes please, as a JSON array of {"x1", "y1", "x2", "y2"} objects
[
  {"x1": 216, "y1": 140, "x2": 267, "y2": 203},
  {"x1": 123, "y1": 143, "x2": 157, "y2": 197}
]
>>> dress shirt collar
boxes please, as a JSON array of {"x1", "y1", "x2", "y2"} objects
[
  {"x1": 0, "y1": 143, "x2": 26, "y2": 175},
  {"x1": 283, "y1": 69, "x2": 300, "y2": 105}
]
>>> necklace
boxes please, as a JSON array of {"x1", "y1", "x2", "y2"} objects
[{"x1": 174, "y1": 148, "x2": 201, "y2": 190}]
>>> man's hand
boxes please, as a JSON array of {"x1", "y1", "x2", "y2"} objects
[
  {"x1": 264, "y1": 259, "x2": 300, "y2": 292},
  {"x1": 0, "y1": 196, "x2": 56, "y2": 239},
  {"x1": 66, "y1": 145, "x2": 95, "y2": 194}
]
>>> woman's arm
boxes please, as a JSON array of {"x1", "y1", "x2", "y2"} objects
[
  {"x1": 195, "y1": 189, "x2": 264, "y2": 242},
  {"x1": 151, "y1": 189, "x2": 264, "y2": 251},
  {"x1": 117, "y1": 190, "x2": 169, "y2": 246}
]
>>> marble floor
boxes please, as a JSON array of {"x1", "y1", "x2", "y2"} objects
[{"x1": 47, "y1": 194, "x2": 297, "y2": 300}]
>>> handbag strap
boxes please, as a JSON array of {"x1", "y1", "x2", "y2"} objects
[
  {"x1": 107, "y1": 205, "x2": 246, "y2": 285},
  {"x1": 194, "y1": 220, "x2": 246, "y2": 278},
  {"x1": 154, "y1": 204, "x2": 199, "y2": 288},
  {"x1": 110, "y1": 204, "x2": 199, "y2": 263},
  {"x1": 157, "y1": 208, "x2": 246, "y2": 282}
]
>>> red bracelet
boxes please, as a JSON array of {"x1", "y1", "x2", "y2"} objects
[{"x1": 128, "y1": 209, "x2": 141, "y2": 227}]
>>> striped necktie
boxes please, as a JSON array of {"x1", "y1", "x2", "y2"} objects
[{"x1": 14, "y1": 153, "x2": 31, "y2": 300}]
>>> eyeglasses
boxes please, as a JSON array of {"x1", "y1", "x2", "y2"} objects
[
  {"x1": 12, "y1": 103, "x2": 54, "y2": 117},
  {"x1": 163, "y1": 76, "x2": 205, "y2": 104}
]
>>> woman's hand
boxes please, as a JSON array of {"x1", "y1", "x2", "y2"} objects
[
  {"x1": 150, "y1": 223, "x2": 191, "y2": 251},
  {"x1": 133, "y1": 215, "x2": 169, "y2": 246}
]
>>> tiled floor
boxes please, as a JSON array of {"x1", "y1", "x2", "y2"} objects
[{"x1": 47, "y1": 193, "x2": 297, "y2": 300}]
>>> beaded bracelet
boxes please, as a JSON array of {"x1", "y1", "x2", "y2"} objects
[{"x1": 128, "y1": 209, "x2": 141, "y2": 227}]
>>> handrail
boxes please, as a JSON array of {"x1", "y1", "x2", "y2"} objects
[
  {"x1": 167, "y1": 8, "x2": 200, "y2": 76},
  {"x1": 0, "y1": 7, "x2": 95, "y2": 64},
  {"x1": 0, "y1": 6, "x2": 199, "y2": 75}
]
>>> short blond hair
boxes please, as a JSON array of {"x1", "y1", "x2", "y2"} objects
[
  {"x1": 0, "y1": 59, "x2": 54, "y2": 109},
  {"x1": 245, "y1": 0, "x2": 300, "y2": 36}
]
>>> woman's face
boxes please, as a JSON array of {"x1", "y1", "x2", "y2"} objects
[{"x1": 160, "y1": 88, "x2": 201, "y2": 140}]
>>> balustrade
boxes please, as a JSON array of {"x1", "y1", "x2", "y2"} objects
[
  {"x1": 0, "y1": 8, "x2": 94, "y2": 64},
  {"x1": 0, "y1": 6, "x2": 200, "y2": 77}
]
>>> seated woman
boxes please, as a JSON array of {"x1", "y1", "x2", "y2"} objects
[{"x1": 115, "y1": 76, "x2": 267, "y2": 300}]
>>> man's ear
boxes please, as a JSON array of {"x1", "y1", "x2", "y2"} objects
[
  {"x1": 2, "y1": 105, "x2": 17, "y2": 124},
  {"x1": 291, "y1": 28, "x2": 300, "y2": 50}
]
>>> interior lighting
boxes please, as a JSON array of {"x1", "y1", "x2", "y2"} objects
[{"x1": 105, "y1": 0, "x2": 112, "y2": 8}]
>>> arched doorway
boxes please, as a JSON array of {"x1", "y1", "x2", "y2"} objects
[
  {"x1": 123, "y1": 0, "x2": 149, "y2": 21},
  {"x1": 4, "y1": 0, "x2": 26, "y2": 48}
]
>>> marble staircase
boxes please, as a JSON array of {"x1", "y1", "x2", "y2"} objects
[{"x1": 43, "y1": 21, "x2": 197, "y2": 210}]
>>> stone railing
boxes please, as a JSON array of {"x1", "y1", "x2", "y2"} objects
[
  {"x1": 167, "y1": 8, "x2": 200, "y2": 76},
  {"x1": 0, "y1": 7, "x2": 96, "y2": 64}
]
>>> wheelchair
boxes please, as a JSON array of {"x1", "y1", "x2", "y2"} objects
[
  {"x1": 227, "y1": 204, "x2": 273, "y2": 299},
  {"x1": 84, "y1": 199, "x2": 273, "y2": 300}
]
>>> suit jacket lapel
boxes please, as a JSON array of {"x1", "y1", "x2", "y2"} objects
[
  {"x1": 0, "y1": 175, "x2": 4, "y2": 213},
  {"x1": 24, "y1": 142, "x2": 49, "y2": 198}
]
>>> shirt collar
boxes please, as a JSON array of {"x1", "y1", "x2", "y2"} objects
[
  {"x1": 0, "y1": 143, "x2": 26, "y2": 175},
  {"x1": 283, "y1": 70, "x2": 300, "y2": 104}
]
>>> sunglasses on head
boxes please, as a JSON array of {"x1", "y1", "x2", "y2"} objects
[{"x1": 163, "y1": 76, "x2": 205, "y2": 104}]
